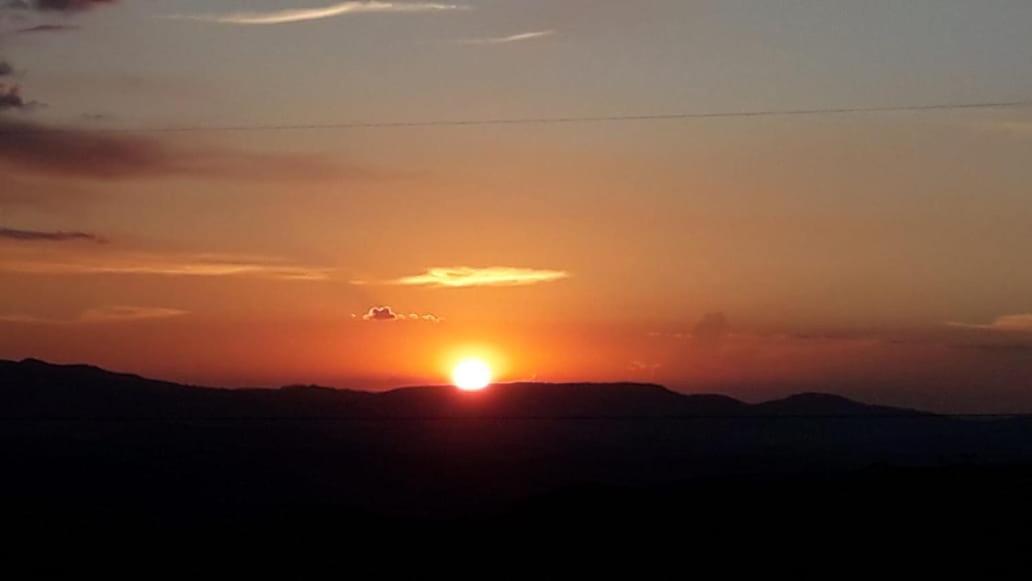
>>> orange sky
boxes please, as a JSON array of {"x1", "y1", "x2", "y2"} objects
[{"x1": 3, "y1": 1, "x2": 1032, "y2": 412}]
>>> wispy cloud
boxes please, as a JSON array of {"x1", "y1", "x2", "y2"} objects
[
  {"x1": 456, "y1": 30, "x2": 555, "y2": 45},
  {"x1": 0, "y1": 305, "x2": 187, "y2": 325},
  {"x1": 167, "y1": 1, "x2": 469, "y2": 26},
  {"x1": 1, "y1": 251, "x2": 333, "y2": 280},
  {"x1": 78, "y1": 306, "x2": 187, "y2": 323},
  {"x1": 0, "y1": 227, "x2": 106, "y2": 243},
  {"x1": 949, "y1": 314, "x2": 1032, "y2": 332},
  {"x1": 357, "y1": 266, "x2": 570, "y2": 288},
  {"x1": 17, "y1": 23, "x2": 79, "y2": 33}
]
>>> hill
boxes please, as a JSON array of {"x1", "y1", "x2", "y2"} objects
[
  {"x1": 2, "y1": 357, "x2": 1031, "y2": 567},
  {"x1": 0, "y1": 358, "x2": 918, "y2": 419}
]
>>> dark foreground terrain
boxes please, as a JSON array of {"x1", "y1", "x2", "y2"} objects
[{"x1": 2, "y1": 358, "x2": 1030, "y2": 571}]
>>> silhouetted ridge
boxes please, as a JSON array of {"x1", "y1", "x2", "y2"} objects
[
  {"x1": 0, "y1": 358, "x2": 921, "y2": 419},
  {"x1": 364, "y1": 382, "x2": 749, "y2": 418},
  {"x1": 8, "y1": 359, "x2": 1032, "y2": 555},
  {"x1": 755, "y1": 393, "x2": 922, "y2": 416}
]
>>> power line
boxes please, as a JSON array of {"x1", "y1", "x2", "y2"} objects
[{"x1": 3, "y1": 98, "x2": 1031, "y2": 135}]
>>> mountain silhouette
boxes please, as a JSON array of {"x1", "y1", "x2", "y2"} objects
[
  {"x1": 0, "y1": 358, "x2": 918, "y2": 419},
  {"x1": 3, "y1": 357, "x2": 1032, "y2": 570}
]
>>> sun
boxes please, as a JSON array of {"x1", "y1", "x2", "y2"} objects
[{"x1": 452, "y1": 358, "x2": 493, "y2": 391}]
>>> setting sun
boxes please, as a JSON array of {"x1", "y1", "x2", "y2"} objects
[{"x1": 452, "y1": 358, "x2": 493, "y2": 391}]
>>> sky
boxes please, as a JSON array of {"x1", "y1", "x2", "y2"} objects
[{"x1": 1, "y1": 1, "x2": 1032, "y2": 412}]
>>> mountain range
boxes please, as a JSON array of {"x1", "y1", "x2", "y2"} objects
[
  {"x1": 0, "y1": 358, "x2": 918, "y2": 419},
  {"x1": 3, "y1": 357, "x2": 1032, "y2": 568}
]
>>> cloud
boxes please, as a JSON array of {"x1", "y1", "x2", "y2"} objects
[
  {"x1": 950, "y1": 314, "x2": 1032, "y2": 333},
  {"x1": 167, "y1": 1, "x2": 468, "y2": 26},
  {"x1": 0, "y1": 305, "x2": 187, "y2": 325},
  {"x1": 456, "y1": 30, "x2": 555, "y2": 45},
  {"x1": 0, "y1": 226, "x2": 106, "y2": 243},
  {"x1": 0, "y1": 84, "x2": 40, "y2": 111},
  {"x1": 2, "y1": 2, "x2": 364, "y2": 187},
  {"x1": 0, "y1": 251, "x2": 333, "y2": 280},
  {"x1": 0, "y1": 3, "x2": 112, "y2": 116},
  {"x1": 2, "y1": 1, "x2": 389, "y2": 183},
  {"x1": 0, "y1": 84, "x2": 24, "y2": 109},
  {"x1": 78, "y1": 305, "x2": 185, "y2": 323},
  {"x1": 31, "y1": 0, "x2": 115, "y2": 11},
  {"x1": 361, "y1": 266, "x2": 570, "y2": 288},
  {"x1": 363, "y1": 305, "x2": 399, "y2": 321},
  {"x1": 359, "y1": 305, "x2": 441, "y2": 322},
  {"x1": 17, "y1": 23, "x2": 78, "y2": 32},
  {"x1": 0, "y1": 0, "x2": 114, "y2": 16},
  {"x1": 0, "y1": 118, "x2": 352, "y2": 181}
]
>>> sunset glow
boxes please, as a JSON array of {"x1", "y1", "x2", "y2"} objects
[
  {"x1": 3, "y1": 0, "x2": 1031, "y2": 557},
  {"x1": 452, "y1": 358, "x2": 492, "y2": 391},
  {"x1": 1, "y1": 1, "x2": 1032, "y2": 413}
]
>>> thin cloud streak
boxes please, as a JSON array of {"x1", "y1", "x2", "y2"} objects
[
  {"x1": 359, "y1": 266, "x2": 570, "y2": 288},
  {"x1": 0, "y1": 227, "x2": 106, "y2": 243},
  {"x1": 950, "y1": 314, "x2": 1032, "y2": 332},
  {"x1": 1, "y1": 252, "x2": 333, "y2": 280},
  {"x1": 17, "y1": 24, "x2": 80, "y2": 33},
  {"x1": 167, "y1": 2, "x2": 469, "y2": 25},
  {"x1": 0, "y1": 306, "x2": 187, "y2": 325},
  {"x1": 456, "y1": 30, "x2": 555, "y2": 45}
]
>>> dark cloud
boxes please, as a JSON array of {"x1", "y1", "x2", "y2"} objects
[
  {"x1": 0, "y1": 226, "x2": 106, "y2": 242},
  {"x1": 0, "y1": 118, "x2": 173, "y2": 176},
  {"x1": 0, "y1": 118, "x2": 353, "y2": 181},
  {"x1": 17, "y1": 23, "x2": 78, "y2": 32},
  {"x1": 0, "y1": 2, "x2": 107, "y2": 115},
  {"x1": 0, "y1": 86, "x2": 20, "y2": 108},
  {"x1": 0, "y1": 83, "x2": 39, "y2": 110},
  {"x1": 693, "y1": 312, "x2": 730, "y2": 345},
  {"x1": 32, "y1": 0, "x2": 115, "y2": 11},
  {"x1": 0, "y1": 2, "x2": 359, "y2": 185}
]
